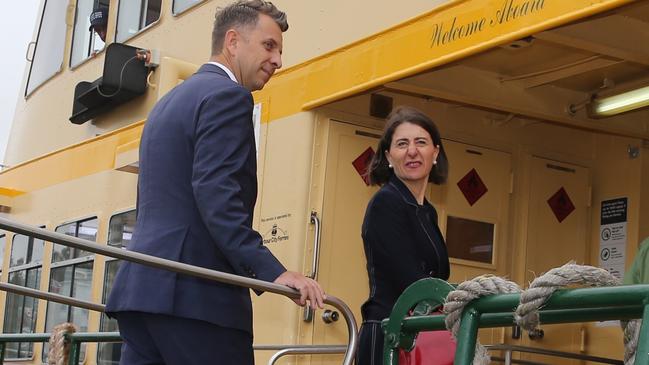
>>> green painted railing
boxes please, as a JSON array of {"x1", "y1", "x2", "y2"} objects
[
  {"x1": 382, "y1": 278, "x2": 649, "y2": 365},
  {"x1": 0, "y1": 333, "x2": 347, "y2": 365}
]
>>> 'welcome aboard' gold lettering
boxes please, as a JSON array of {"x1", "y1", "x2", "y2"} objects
[{"x1": 430, "y1": 0, "x2": 544, "y2": 48}]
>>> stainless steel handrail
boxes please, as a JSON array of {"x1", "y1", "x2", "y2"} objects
[
  {"x1": 267, "y1": 345, "x2": 347, "y2": 365},
  {"x1": 0, "y1": 217, "x2": 358, "y2": 365},
  {"x1": 304, "y1": 211, "x2": 322, "y2": 322},
  {"x1": 309, "y1": 211, "x2": 322, "y2": 281},
  {"x1": 486, "y1": 344, "x2": 623, "y2": 365},
  {"x1": 0, "y1": 282, "x2": 104, "y2": 312}
]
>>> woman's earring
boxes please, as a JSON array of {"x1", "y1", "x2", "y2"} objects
[
  {"x1": 388, "y1": 163, "x2": 393, "y2": 168},
  {"x1": 433, "y1": 160, "x2": 437, "y2": 165}
]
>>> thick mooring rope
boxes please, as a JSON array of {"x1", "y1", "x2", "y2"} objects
[
  {"x1": 48, "y1": 322, "x2": 77, "y2": 365},
  {"x1": 514, "y1": 262, "x2": 640, "y2": 365},
  {"x1": 442, "y1": 263, "x2": 640, "y2": 365},
  {"x1": 443, "y1": 275, "x2": 521, "y2": 365}
]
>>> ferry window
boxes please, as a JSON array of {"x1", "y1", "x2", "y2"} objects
[
  {"x1": 3, "y1": 233, "x2": 44, "y2": 360},
  {"x1": 173, "y1": 0, "x2": 203, "y2": 15},
  {"x1": 97, "y1": 259, "x2": 121, "y2": 364},
  {"x1": 98, "y1": 210, "x2": 135, "y2": 365},
  {"x1": 43, "y1": 262, "x2": 93, "y2": 363},
  {"x1": 43, "y1": 217, "x2": 97, "y2": 363},
  {"x1": 10, "y1": 234, "x2": 44, "y2": 267},
  {"x1": 446, "y1": 216, "x2": 495, "y2": 264},
  {"x1": 70, "y1": 0, "x2": 109, "y2": 67},
  {"x1": 0, "y1": 234, "x2": 5, "y2": 273},
  {"x1": 116, "y1": 0, "x2": 162, "y2": 42},
  {"x1": 25, "y1": 0, "x2": 68, "y2": 96},
  {"x1": 52, "y1": 218, "x2": 98, "y2": 263},
  {"x1": 108, "y1": 210, "x2": 136, "y2": 248}
]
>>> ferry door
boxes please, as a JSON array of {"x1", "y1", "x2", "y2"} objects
[
  {"x1": 440, "y1": 140, "x2": 512, "y2": 346},
  {"x1": 520, "y1": 157, "x2": 590, "y2": 364},
  {"x1": 309, "y1": 120, "x2": 380, "y2": 364}
]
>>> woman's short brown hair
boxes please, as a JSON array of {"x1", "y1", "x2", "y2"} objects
[{"x1": 367, "y1": 106, "x2": 448, "y2": 186}]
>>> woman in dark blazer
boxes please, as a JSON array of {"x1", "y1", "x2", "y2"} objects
[{"x1": 356, "y1": 106, "x2": 450, "y2": 365}]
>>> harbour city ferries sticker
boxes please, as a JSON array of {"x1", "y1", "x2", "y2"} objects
[
  {"x1": 430, "y1": 0, "x2": 545, "y2": 48},
  {"x1": 261, "y1": 213, "x2": 291, "y2": 245}
]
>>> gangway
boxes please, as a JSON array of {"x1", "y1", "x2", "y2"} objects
[{"x1": 0, "y1": 217, "x2": 358, "y2": 365}]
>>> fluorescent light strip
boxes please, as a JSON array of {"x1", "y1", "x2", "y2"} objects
[{"x1": 593, "y1": 85, "x2": 649, "y2": 116}]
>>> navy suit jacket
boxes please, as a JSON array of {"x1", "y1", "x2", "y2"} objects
[{"x1": 106, "y1": 64, "x2": 286, "y2": 334}]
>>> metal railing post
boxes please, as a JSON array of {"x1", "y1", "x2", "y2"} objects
[
  {"x1": 634, "y1": 302, "x2": 649, "y2": 365},
  {"x1": 67, "y1": 337, "x2": 81, "y2": 365},
  {"x1": 504, "y1": 348, "x2": 512, "y2": 365},
  {"x1": 454, "y1": 306, "x2": 480, "y2": 365}
]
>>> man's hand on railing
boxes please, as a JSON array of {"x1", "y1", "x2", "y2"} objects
[{"x1": 274, "y1": 271, "x2": 326, "y2": 309}]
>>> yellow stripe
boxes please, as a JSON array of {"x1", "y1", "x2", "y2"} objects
[
  {"x1": 254, "y1": 0, "x2": 633, "y2": 119},
  {"x1": 0, "y1": 122, "x2": 144, "y2": 195}
]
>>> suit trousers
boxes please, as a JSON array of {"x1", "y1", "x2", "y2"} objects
[
  {"x1": 355, "y1": 320, "x2": 384, "y2": 365},
  {"x1": 115, "y1": 311, "x2": 254, "y2": 365}
]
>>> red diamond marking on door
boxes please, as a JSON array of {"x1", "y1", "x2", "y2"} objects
[
  {"x1": 547, "y1": 187, "x2": 575, "y2": 223},
  {"x1": 457, "y1": 168, "x2": 488, "y2": 206},
  {"x1": 352, "y1": 147, "x2": 375, "y2": 186}
]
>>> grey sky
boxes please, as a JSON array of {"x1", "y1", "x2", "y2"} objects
[{"x1": 0, "y1": 2, "x2": 40, "y2": 165}]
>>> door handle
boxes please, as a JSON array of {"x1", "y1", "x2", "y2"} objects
[
  {"x1": 322, "y1": 310, "x2": 339, "y2": 324},
  {"x1": 303, "y1": 211, "x2": 321, "y2": 322}
]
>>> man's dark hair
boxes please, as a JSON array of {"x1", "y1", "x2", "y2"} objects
[
  {"x1": 367, "y1": 106, "x2": 449, "y2": 186},
  {"x1": 212, "y1": 0, "x2": 288, "y2": 55}
]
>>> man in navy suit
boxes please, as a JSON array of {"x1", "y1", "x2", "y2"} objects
[{"x1": 105, "y1": 2, "x2": 325, "y2": 364}]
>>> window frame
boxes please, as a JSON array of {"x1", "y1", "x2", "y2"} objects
[
  {"x1": 43, "y1": 217, "x2": 99, "y2": 364},
  {"x1": 97, "y1": 209, "x2": 134, "y2": 365},
  {"x1": 172, "y1": 0, "x2": 205, "y2": 16},
  {"x1": 25, "y1": 0, "x2": 68, "y2": 97},
  {"x1": 69, "y1": 0, "x2": 109, "y2": 69},
  {"x1": 0, "y1": 234, "x2": 6, "y2": 274},
  {"x1": 115, "y1": 0, "x2": 162, "y2": 44},
  {"x1": 52, "y1": 216, "x2": 98, "y2": 264},
  {"x1": 446, "y1": 214, "x2": 499, "y2": 270},
  {"x1": 3, "y1": 232, "x2": 46, "y2": 361},
  {"x1": 43, "y1": 261, "x2": 94, "y2": 363}
]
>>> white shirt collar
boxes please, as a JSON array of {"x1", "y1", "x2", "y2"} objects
[{"x1": 207, "y1": 62, "x2": 238, "y2": 83}]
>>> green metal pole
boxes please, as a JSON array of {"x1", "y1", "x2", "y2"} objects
[
  {"x1": 383, "y1": 334, "x2": 400, "y2": 365},
  {"x1": 0, "y1": 342, "x2": 5, "y2": 363},
  {"x1": 67, "y1": 338, "x2": 80, "y2": 365},
  {"x1": 399, "y1": 306, "x2": 644, "y2": 334},
  {"x1": 453, "y1": 307, "x2": 480, "y2": 365},
  {"x1": 633, "y1": 302, "x2": 649, "y2": 365}
]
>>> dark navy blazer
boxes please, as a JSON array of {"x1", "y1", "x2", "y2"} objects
[
  {"x1": 106, "y1": 64, "x2": 286, "y2": 334},
  {"x1": 360, "y1": 175, "x2": 450, "y2": 321}
]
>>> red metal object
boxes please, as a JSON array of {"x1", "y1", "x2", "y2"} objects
[{"x1": 399, "y1": 329, "x2": 456, "y2": 365}]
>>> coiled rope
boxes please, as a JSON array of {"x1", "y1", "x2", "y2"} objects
[
  {"x1": 442, "y1": 263, "x2": 640, "y2": 365},
  {"x1": 443, "y1": 275, "x2": 521, "y2": 365},
  {"x1": 515, "y1": 262, "x2": 640, "y2": 365},
  {"x1": 47, "y1": 322, "x2": 77, "y2": 365}
]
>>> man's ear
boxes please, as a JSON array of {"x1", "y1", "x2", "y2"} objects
[{"x1": 224, "y1": 29, "x2": 239, "y2": 54}]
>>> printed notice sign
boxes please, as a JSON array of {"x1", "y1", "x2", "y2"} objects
[{"x1": 599, "y1": 197, "x2": 627, "y2": 279}]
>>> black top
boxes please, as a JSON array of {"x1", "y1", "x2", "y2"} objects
[{"x1": 360, "y1": 174, "x2": 450, "y2": 321}]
